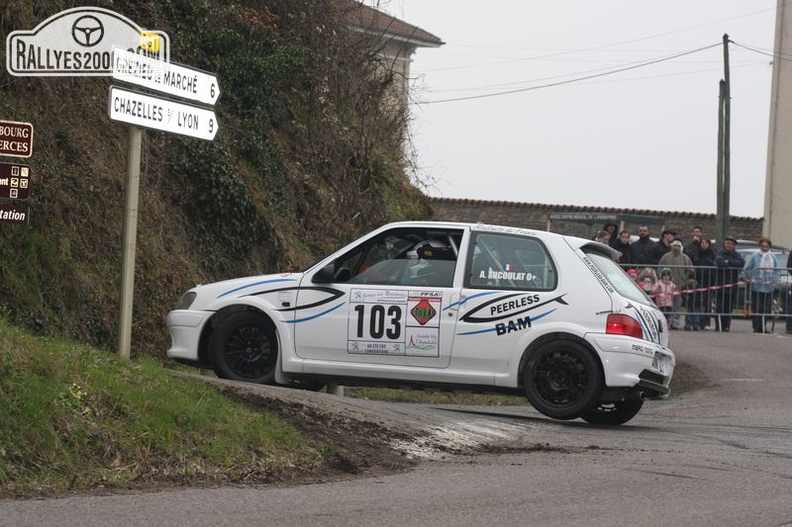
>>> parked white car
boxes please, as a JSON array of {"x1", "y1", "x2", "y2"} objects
[{"x1": 167, "y1": 221, "x2": 675, "y2": 425}]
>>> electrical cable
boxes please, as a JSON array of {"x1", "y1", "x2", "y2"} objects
[{"x1": 417, "y1": 42, "x2": 722, "y2": 104}]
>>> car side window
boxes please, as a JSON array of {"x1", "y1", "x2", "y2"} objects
[
  {"x1": 468, "y1": 233, "x2": 556, "y2": 290},
  {"x1": 332, "y1": 229, "x2": 462, "y2": 287}
]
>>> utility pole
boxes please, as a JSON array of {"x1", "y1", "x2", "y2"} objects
[
  {"x1": 723, "y1": 33, "x2": 731, "y2": 239},
  {"x1": 716, "y1": 34, "x2": 731, "y2": 243},
  {"x1": 716, "y1": 80, "x2": 724, "y2": 245}
]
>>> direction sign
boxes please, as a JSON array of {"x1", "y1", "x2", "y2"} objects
[
  {"x1": 0, "y1": 120, "x2": 33, "y2": 158},
  {"x1": 108, "y1": 85, "x2": 219, "y2": 141},
  {"x1": 0, "y1": 162, "x2": 31, "y2": 200},
  {"x1": 111, "y1": 49, "x2": 221, "y2": 106},
  {"x1": 0, "y1": 201, "x2": 29, "y2": 225}
]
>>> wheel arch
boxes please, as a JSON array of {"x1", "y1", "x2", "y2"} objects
[{"x1": 197, "y1": 304, "x2": 279, "y2": 367}]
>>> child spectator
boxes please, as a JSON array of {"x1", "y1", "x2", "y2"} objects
[
  {"x1": 683, "y1": 270, "x2": 702, "y2": 331},
  {"x1": 654, "y1": 268, "x2": 679, "y2": 327},
  {"x1": 637, "y1": 267, "x2": 658, "y2": 296}
]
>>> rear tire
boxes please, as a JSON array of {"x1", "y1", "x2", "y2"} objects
[
  {"x1": 209, "y1": 311, "x2": 278, "y2": 384},
  {"x1": 523, "y1": 340, "x2": 602, "y2": 420},
  {"x1": 580, "y1": 400, "x2": 644, "y2": 426}
]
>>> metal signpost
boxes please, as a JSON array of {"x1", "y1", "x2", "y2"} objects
[{"x1": 109, "y1": 54, "x2": 220, "y2": 360}]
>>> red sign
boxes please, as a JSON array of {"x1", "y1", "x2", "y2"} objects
[
  {"x1": 0, "y1": 201, "x2": 30, "y2": 225},
  {"x1": 0, "y1": 162, "x2": 31, "y2": 200},
  {"x1": 0, "y1": 120, "x2": 33, "y2": 158}
]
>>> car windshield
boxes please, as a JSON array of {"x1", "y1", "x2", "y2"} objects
[{"x1": 583, "y1": 249, "x2": 653, "y2": 305}]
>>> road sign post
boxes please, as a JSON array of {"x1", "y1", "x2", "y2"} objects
[{"x1": 109, "y1": 57, "x2": 219, "y2": 360}]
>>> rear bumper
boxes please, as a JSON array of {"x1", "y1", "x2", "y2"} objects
[{"x1": 589, "y1": 334, "x2": 675, "y2": 396}]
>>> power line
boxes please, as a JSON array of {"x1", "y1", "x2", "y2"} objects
[
  {"x1": 730, "y1": 40, "x2": 792, "y2": 62},
  {"x1": 417, "y1": 43, "x2": 722, "y2": 105}
]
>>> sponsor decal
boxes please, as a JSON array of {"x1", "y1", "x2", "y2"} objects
[
  {"x1": 406, "y1": 328, "x2": 439, "y2": 356},
  {"x1": 347, "y1": 289, "x2": 441, "y2": 357},
  {"x1": 410, "y1": 298, "x2": 437, "y2": 325},
  {"x1": 628, "y1": 302, "x2": 659, "y2": 343},
  {"x1": 580, "y1": 255, "x2": 615, "y2": 293},
  {"x1": 458, "y1": 309, "x2": 556, "y2": 336},
  {"x1": 495, "y1": 315, "x2": 532, "y2": 335},
  {"x1": 631, "y1": 343, "x2": 655, "y2": 356},
  {"x1": 461, "y1": 293, "x2": 567, "y2": 323}
]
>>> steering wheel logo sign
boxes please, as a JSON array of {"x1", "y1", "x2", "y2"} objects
[{"x1": 71, "y1": 15, "x2": 104, "y2": 47}]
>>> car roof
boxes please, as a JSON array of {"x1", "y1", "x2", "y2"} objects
[{"x1": 381, "y1": 221, "x2": 617, "y2": 256}]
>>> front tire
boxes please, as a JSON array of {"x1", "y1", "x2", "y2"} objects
[
  {"x1": 523, "y1": 340, "x2": 603, "y2": 420},
  {"x1": 209, "y1": 311, "x2": 278, "y2": 384},
  {"x1": 580, "y1": 400, "x2": 643, "y2": 426}
]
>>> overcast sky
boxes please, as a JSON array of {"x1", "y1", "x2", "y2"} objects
[{"x1": 376, "y1": 1, "x2": 777, "y2": 218}]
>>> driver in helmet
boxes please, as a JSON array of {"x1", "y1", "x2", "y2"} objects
[{"x1": 404, "y1": 239, "x2": 452, "y2": 285}]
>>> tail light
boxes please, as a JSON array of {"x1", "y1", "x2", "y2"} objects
[{"x1": 606, "y1": 313, "x2": 644, "y2": 339}]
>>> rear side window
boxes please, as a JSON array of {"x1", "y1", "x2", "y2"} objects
[
  {"x1": 584, "y1": 249, "x2": 650, "y2": 304},
  {"x1": 467, "y1": 233, "x2": 556, "y2": 290}
]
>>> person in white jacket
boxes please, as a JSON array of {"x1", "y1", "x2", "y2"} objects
[{"x1": 743, "y1": 238, "x2": 780, "y2": 334}]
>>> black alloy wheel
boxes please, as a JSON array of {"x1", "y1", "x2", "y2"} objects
[
  {"x1": 209, "y1": 311, "x2": 278, "y2": 384},
  {"x1": 523, "y1": 341, "x2": 603, "y2": 420}
]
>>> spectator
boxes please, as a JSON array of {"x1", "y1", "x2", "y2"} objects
[
  {"x1": 631, "y1": 225, "x2": 654, "y2": 265},
  {"x1": 690, "y1": 237, "x2": 716, "y2": 330},
  {"x1": 743, "y1": 238, "x2": 780, "y2": 334},
  {"x1": 602, "y1": 223, "x2": 619, "y2": 247},
  {"x1": 787, "y1": 252, "x2": 792, "y2": 335},
  {"x1": 654, "y1": 268, "x2": 679, "y2": 327},
  {"x1": 659, "y1": 239, "x2": 693, "y2": 329},
  {"x1": 684, "y1": 225, "x2": 705, "y2": 256},
  {"x1": 594, "y1": 230, "x2": 611, "y2": 245},
  {"x1": 638, "y1": 267, "x2": 658, "y2": 296},
  {"x1": 683, "y1": 270, "x2": 703, "y2": 331},
  {"x1": 645, "y1": 229, "x2": 677, "y2": 266},
  {"x1": 714, "y1": 236, "x2": 746, "y2": 332},
  {"x1": 611, "y1": 230, "x2": 634, "y2": 266}
]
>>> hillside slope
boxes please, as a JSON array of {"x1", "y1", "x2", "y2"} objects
[{"x1": 0, "y1": 0, "x2": 431, "y2": 357}]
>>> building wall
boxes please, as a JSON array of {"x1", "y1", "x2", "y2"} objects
[
  {"x1": 764, "y1": 0, "x2": 792, "y2": 248},
  {"x1": 430, "y1": 198, "x2": 764, "y2": 243}
]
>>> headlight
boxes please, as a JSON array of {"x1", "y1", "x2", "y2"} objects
[{"x1": 175, "y1": 291, "x2": 197, "y2": 310}]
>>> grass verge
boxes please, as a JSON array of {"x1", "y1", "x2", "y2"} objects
[{"x1": 0, "y1": 318, "x2": 318, "y2": 496}]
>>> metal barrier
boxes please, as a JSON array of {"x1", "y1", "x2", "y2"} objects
[{"x1": 621, "y1": 263, "x2": 792, "y2": 332}]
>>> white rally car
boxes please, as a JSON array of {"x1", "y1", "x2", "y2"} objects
[{"x1": 167, "y1": 221, "x2": 675, "y2": 425}]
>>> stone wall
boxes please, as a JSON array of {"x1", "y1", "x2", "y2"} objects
[{"x1": 430, "y1": 198, "x2": 764, "y2": 243}]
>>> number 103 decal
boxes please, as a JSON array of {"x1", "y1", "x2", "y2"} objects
[
  {"x1": 347, "y1": 289, "x2": 441, "y2": 357},
  {"x1": 354, "y1": 304, "x2": 403, "y2": 340}
]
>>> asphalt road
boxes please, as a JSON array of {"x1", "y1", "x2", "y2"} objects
[{"x1": 3, "y1": 319, "x2": 792, "y2": 527}]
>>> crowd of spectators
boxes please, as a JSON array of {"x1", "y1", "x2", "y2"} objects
[{"x1": 596, "y1": 223, "x2": 792, "y2": 334}]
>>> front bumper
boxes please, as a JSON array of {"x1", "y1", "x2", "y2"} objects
[{"x1": 166, "y1": 309, "x2": 211, "y2": 362}]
